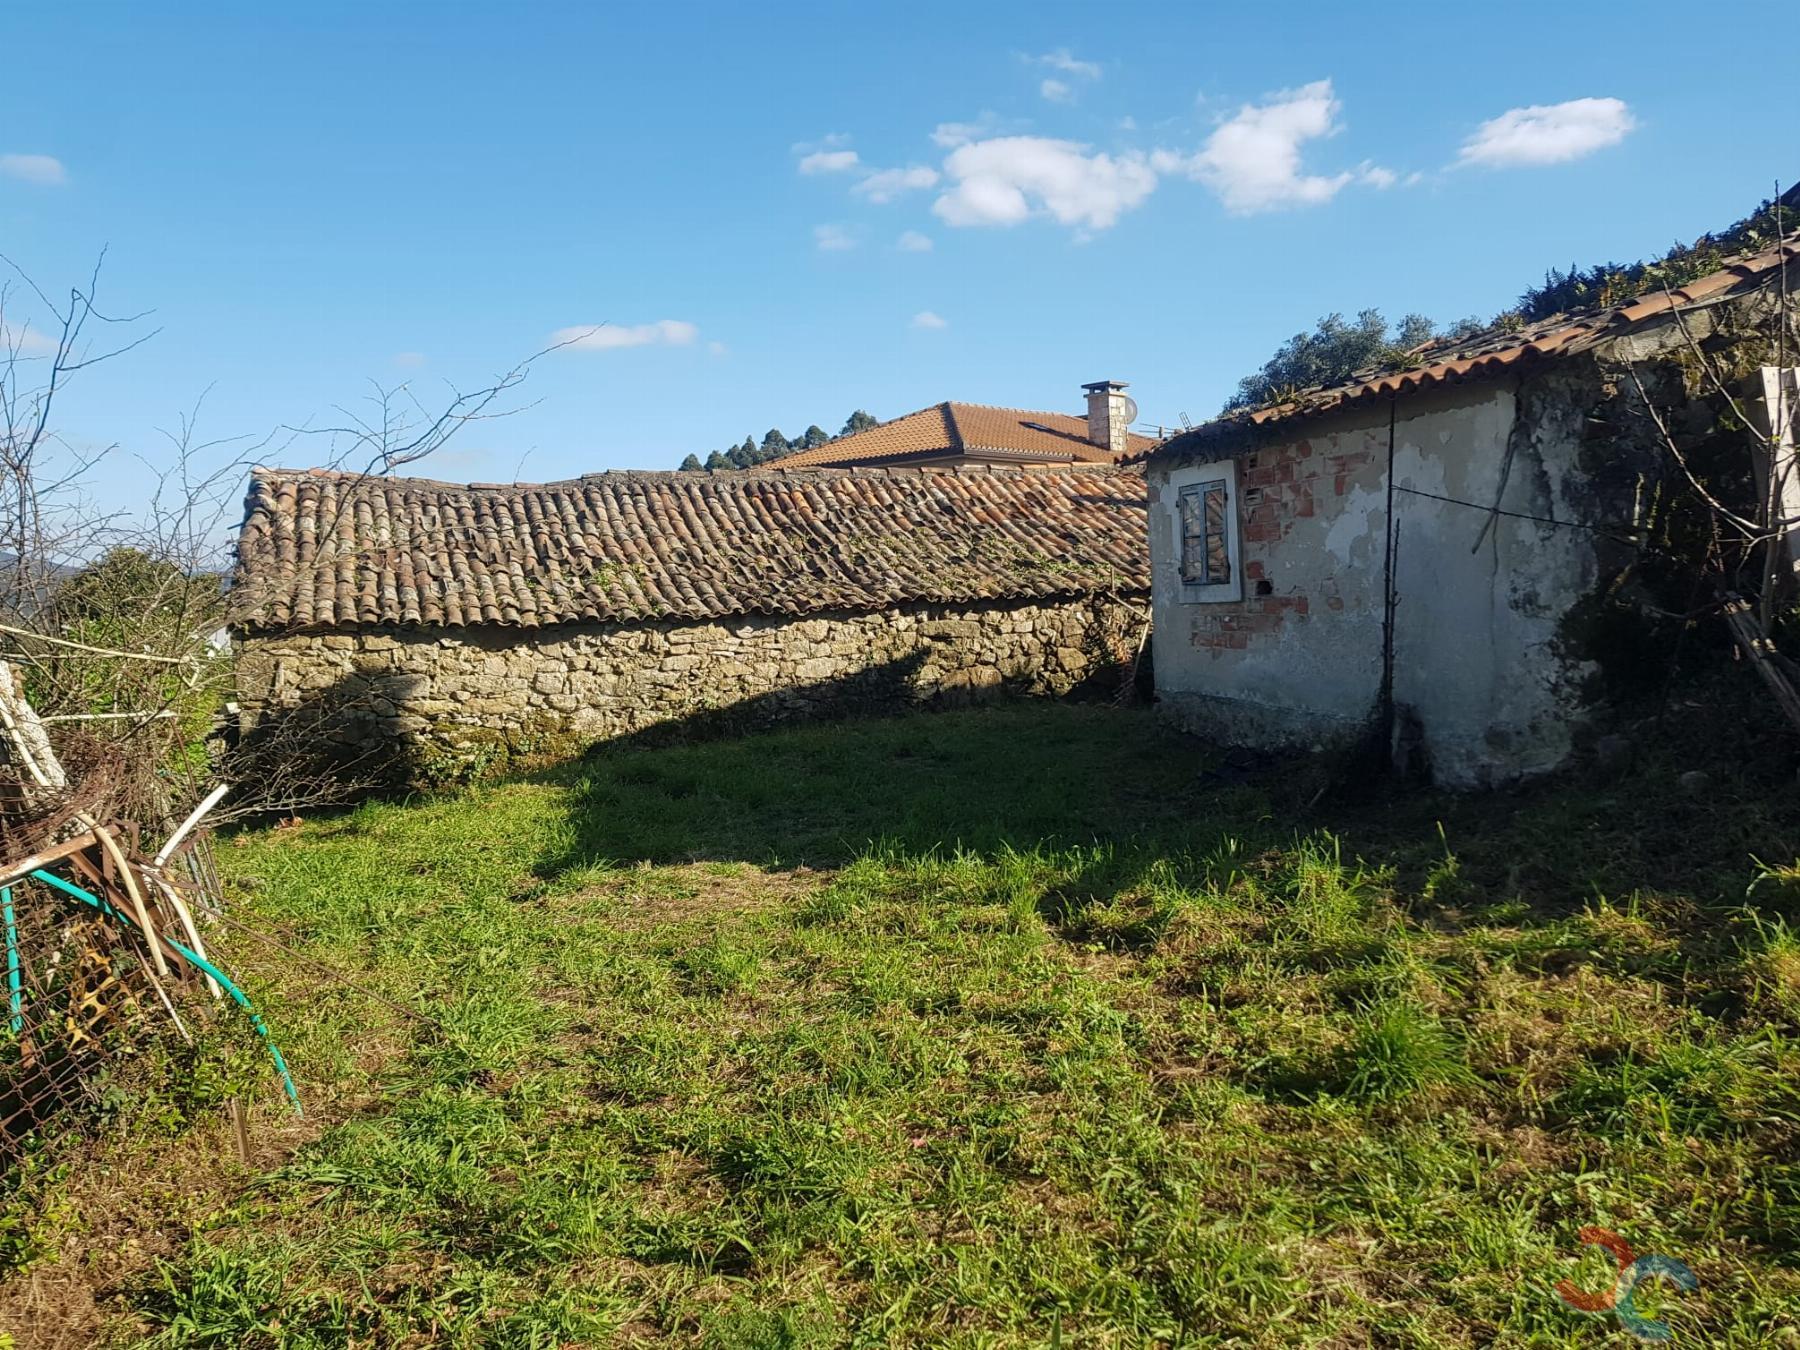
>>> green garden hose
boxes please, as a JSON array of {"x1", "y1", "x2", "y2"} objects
[{"x1": 26, "y1": 867, "x2": 302, "y2": 1116}]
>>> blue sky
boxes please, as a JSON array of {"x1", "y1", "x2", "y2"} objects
[{"x1": 1, "y1": 1, "x2": 1789, "y2": 502}]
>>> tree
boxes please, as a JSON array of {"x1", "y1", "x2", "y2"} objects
[
  {"x1": 0, "y1": 253, "x2": 562, "y2": 826},
  {"x1": 677, "y1": 453, "x2": 702, "y2": 472},
  {"x1": 671, "y1": 416, "x2": 873, "y2": 469},
  {"x1": 1225, "y1": 310, "x2": 1440, "y2": 412}
]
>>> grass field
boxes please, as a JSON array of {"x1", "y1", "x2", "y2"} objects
[{"x1": 4, "y1": 701, "x2": 1799, "y2": 1346}]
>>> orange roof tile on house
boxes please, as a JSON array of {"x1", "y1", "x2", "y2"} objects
[
  {"x1": 1147, "y1": 235, "x2": 1800, "y2": 461},
  {"x1": 773, "y1": 400, "x2": 1160, "y2": 469}
]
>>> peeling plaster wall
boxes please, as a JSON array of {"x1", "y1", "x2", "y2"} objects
[{"x1": 1149, "y1": 377, "x2": 1603, "y2": 787}]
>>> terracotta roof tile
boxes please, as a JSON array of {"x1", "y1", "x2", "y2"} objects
[
  {"x1": 231, "y1": 464, "x2": 1148, "y2": 633},
  {"x1": 774, "y1": 401, "x2": 1159, "y2": 468},
  {"x1": 1148, "y1": 237, "x2": 1800, "y2": 459}
]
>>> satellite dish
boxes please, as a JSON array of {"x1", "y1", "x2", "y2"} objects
[{"x1": 1122, "y1": 395, "x2": 1139, "y2": 424}]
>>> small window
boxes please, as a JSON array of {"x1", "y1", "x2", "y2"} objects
[{"x1": 1178, "y1": 480, "x2": 1232, "y2": 587}]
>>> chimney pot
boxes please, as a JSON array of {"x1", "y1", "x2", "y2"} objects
[{"x1": 1082, "y1": 380, "x2": 1131, "y2": 458}]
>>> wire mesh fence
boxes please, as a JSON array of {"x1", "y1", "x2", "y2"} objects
[
  {"x1": 0, "y1": 829, "x2": 297, "y2": 1182},
  {"x1": 0, "y1": 665, "x2": 303, "y2": 1191}
]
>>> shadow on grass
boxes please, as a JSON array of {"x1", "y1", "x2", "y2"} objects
[
  {"x1": 532, "y1": 699, "x2": 1252, "y2": 874},
  {"x1": 528, "y1": 666, "x2": 1800, "y2": 1006}
]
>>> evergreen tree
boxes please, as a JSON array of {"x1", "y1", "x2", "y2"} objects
[{"x1": 674, "y1": 415, "x2": 877, "y2": 468}]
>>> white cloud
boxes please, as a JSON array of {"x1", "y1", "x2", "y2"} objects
[
  {"x1": 798, "y1": 149, "x2": 861, "y2": 175},
  {"x1": 897, "y1": 230, "x2": 934, "y2": 252},
  {"x1": 1152, "y1": 80, "x2": 1354, "y2": 213},
  {"x1": 933, "y1": 136, "x2": 1156, "y2": 232},
  {"x1": 911, "y1": 310, "x2": 948, "y2": 330},
  {"x1": 1118, "y1": 115, "x2": 1138, "y2": 132},
  {"x1": 814, "y1": 223, "x2": 856, "y2": 251},
  {"x1": 1031, "y1": 49, "x2": 1101, "y2": 79},
  {"x1": 1358, "y1": 162, "x2": 1398, "y2": 189},
  {"x1": 550, "y1": 320, "x2": 699, "y2": 351},
  {"x1": 791, "y1": 132, "x2": 850, "y2": 153},
  {"x1": 1457, "y1": 97, "x2": 1636, "y2": 168},
  {"x1": 392, "y1": 351, "x2": 427, "y2": 369},
  {"x1": 932, "y1": 114, "x2": 1004, "y2": 149},
  {"x1": 707, "y1": 340, "x2": 728, "y2": 357},
  {"x1": 1040, "y1": 78, "x2": 1073, "y2": 104},
  {"x1": 0, "y1": 321, "x2": 58, "y2": 355},
  {"x1": 0, "y1": 153, "x2": 67, "y2": 186},
  {"x1": 853, "y1": 164, "x2": 939, "y2": 203}
]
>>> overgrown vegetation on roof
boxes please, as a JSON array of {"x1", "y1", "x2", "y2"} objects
[
  {"x1": 1225, "y1": 187, "x2": 1799, "y2": 414},
  {"x1": 4, "y1": 700, "x2": 1796, "y2": 1345},
  {"x1": 1512, "y1": 188, "x2": 1796, "y2": 323}
]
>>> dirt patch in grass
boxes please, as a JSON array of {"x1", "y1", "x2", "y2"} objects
[{"x1": 598, "y1": 861, "x2": 823, "y2": 931}]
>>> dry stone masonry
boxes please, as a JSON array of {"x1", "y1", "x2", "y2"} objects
[
  {"x1": 229, "y1": 464, "x2": 1150, "y2": 782},
  {"x1": 237, "y1": 598, "x2": 1137, "y2": 781}
]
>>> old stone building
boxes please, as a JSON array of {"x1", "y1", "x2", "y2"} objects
[
  {"x1": 230, "y1": 464, "x2": 1149, "y2": 780},
  {"x1": 1143, "y1": 237, "x2": 1799, "y2": 788}
]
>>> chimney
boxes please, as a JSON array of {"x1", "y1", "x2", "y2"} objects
[{"x1": 1083, "y1": 380, "x2": 1131, "y2": 457}]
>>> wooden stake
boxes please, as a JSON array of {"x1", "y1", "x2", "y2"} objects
[
  {"x1": 88, "y1": 823, "x2": 170, "y2": 979},
  {"x1": 227, "y1": 1099, "x2": 250, "y2": 1165},
  {"x1": 1722, "y1": 592, "x2": 1800, "y2": 736},
  {"x1": 0, "y1": 830, "x2": 101, "y2": 890}
]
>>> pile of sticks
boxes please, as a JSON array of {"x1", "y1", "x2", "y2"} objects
[{"x1": 0, "y1": 662, "x2": 298, "y2": 1172}]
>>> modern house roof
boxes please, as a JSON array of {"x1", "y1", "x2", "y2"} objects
[
  {"x1": 1146, "y1": 235, "x2": 1800, "y2": 461},
  {"x1": 772, "y1": 401, "x2": 1160, "y2": 469},
  {"x1": 231, "y1": 464, "x2": 1148, "y2": 633}
]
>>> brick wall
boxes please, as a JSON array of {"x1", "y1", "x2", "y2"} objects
[{"x1": 1180, "y1": 436, "x2": 1373, "y2": 655}]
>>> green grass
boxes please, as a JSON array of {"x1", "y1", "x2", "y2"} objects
[{"x1": 8, "y1": 703, "x2": 1800, "y2": 1346}]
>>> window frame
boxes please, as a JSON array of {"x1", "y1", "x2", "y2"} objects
[{"x1": 1170, "y1": 458, "x2": 1244, "y2": 604}]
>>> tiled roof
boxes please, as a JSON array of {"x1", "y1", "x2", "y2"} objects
[
  {"x1": 231, "y1": 464, "x2": 1148, "y2": 632},
  {"x1": 773, "y1": 401, "x2": 1159, "y2": 468},
  {"x1": 1148, "y1": 236, "x2": 1800, "y2": 460}
]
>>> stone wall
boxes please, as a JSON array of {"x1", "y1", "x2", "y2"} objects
[{"x1": 235, "y1": 595, "x2": 1144, "y2": 783}]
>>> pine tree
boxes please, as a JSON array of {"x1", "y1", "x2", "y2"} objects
[
  {"x1": 703, "y1": 450, "x2": 730, "y2": 470},
  {"x1": 678, "y1": 453, "x2": 702, "y2": 472},
  {"x1": 802, "y1": 425, "x2": 829, "y2": 448},
  {"x1": 841, "y1": 410, "x2": 878, "y2": 436},
  {"x1": 759, "y1": 429, "x2": 790, "y2": 462}
]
